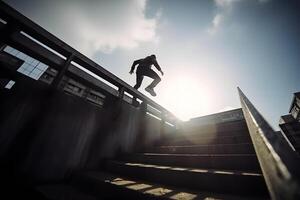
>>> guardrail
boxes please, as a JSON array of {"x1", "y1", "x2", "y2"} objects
[
  {"x1": 0, "y1": 1, "x2": 179, "y2": 126},
  {"x1": 238, "y1": 87, "x2": 300, "y2": 200}
]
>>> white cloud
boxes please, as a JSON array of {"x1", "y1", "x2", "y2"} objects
[
  {"x1": 215, "y1": 0, "x2": 240, "y2": 8},
  {"x1": 64, "y1": 0, "x2": 159, "y2": 56},
  {"x1": 207, "y1": 0, "x2": 237, "y2": 35},
  {"x1": 16, "y1": 0, "x2": 160, "y2": 56},
  {"x1": 207, "y1": 0, "x2": 271, "y2": 35},
  {"x1": 207, "y1": 13, "x2": 224, "y2": 35}
]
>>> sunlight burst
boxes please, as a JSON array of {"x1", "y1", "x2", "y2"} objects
[{"x1": 161, "y1": 75, "x2": 212, "y2": 121}]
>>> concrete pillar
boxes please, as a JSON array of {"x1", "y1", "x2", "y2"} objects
[
  {"x1": 140, "y1": 101, "x2": 147, "y2": 113},
  {"x1": 51, "y1": 54, "x2": 74, "y2": 89},
  {"x1": 118, "y1": 86, "x2": 125, "y2": 99},
  {"x1": 133, "y1": 101, "x2": 147, "y2": 151},
  {"x1": 132, "y1": 97, "x2": 140, "y2": 107},
  {"x1": 160, "y1": 112, "x2": 166, "y2": 139}
]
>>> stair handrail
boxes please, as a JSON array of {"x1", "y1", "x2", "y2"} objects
[{"x1": 238, "y1": 87, "x2": 300, "y2": 200}]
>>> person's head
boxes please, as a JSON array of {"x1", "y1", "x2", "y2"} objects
[{"x1": 150, "y1": 54, "x2": 156, "y2": 60}]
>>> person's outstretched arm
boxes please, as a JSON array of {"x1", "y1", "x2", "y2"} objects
[
  {"x1": 153, "y1": 59, "x2": 164, "y2": 76},
  {"x1": 129, "y1": 59, "x2": 141, "y2": 74}
]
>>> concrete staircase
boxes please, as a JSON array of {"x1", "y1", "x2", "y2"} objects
[{"x1": 66, "y1": 121, "x2": 270, "y2": 199}]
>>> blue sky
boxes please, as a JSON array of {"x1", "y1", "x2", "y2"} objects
[{"x1": 4, "y1": 0, "x2": 300, "y2": 130}]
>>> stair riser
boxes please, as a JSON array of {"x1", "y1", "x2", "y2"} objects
[
  {"x1": 144, "y1": 144, "x2": 255, "y2": 155},
  {"x1": 161, "y1": 135, "x2": 252, "y2": 146},
  {"x1": 166, "y1": 130, "x2": 250, "y2": 141},
  {"x1": 120, "y1": 154, "x2": 260, "y2": 171},
  {"x1": 106, "y1": 162, "x2": 268, "y2": 196}
]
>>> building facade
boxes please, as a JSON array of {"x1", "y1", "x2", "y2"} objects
[
  {"x1": 279, "y1": 92, "x2": 300, "y2": 153},
  {"x1": 1, "y1": 45, "x2": 108, "y2": 107}
]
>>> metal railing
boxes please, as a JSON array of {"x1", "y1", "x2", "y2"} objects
[
  {"x1": 0, "y1": 1, "x2": 179, "y2": 126},
  {"x1": 238, "y1": 87, "x2": 300, "y2": 200}
]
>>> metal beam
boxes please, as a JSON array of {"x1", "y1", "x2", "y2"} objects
[{"x1": 238, "y1": 87, "x2": 300, "y2": 200}]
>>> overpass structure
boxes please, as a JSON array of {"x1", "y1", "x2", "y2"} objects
[{"x1": 1, "y1": 2, "x2": 300, "y2": 199}]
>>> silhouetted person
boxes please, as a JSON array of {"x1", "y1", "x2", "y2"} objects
[{"x1": 129, "y1": 54, "x2": 164, "y2": 96}]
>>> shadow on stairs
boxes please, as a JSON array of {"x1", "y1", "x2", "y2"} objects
[{"x1": 38, "y1": 127, "x2": 270, "y2": 200}]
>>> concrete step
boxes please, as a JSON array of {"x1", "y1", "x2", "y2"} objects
[
  {"x1": 167, "y1": 129, "x2": 250, "y2": 141},
  {"x1": 105, "y1": 161, "x2": 269, "y2": 197},
  {"x1": 119, "y1": 153, "x2": 261, "y2": 172},
  {"x1": 161, "y1": 134, "x2": 252, "y2": 146},
  {"x1": 72, "y1": 170, "x2": 268, "y2": 199},
  {"x1": 142, "y1": 143, "x2": 255, "y2": 155},
  {"x1": 184, "y1": 120, "x2": 249, "y2": 134}
]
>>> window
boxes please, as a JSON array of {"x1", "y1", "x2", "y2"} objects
[
  {"x1": 4, "y1": 80, "x2": 15, "y2": 89},
  {"x1": 88, "y1": 92, "x2": 105, "y2": 101},
  {"x1": 86, "y1": 90, "x2": 105, "y2": 106},
  {"x1": 296, "y1": 98, "x2": 300, "y2": 108},
  {"x1": 66, "y1": 83, "x2": 82, "y2": 93},
  {"x1": 41, "y1": 73, "x2": 53, "y2": 81},
  {"x1": 3, "y1": 46, "x2": 14, "y2": 53},
  {"x1": 291, "y1": 105, "x2": 299, "y2": 120},
  {"x1": 4, "y1": 46, "x2": 49, "y2": 80}
]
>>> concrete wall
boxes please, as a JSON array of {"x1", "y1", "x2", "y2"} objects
[{"x1": 0, "y1": 78, "x2": 174, "y2": 183}]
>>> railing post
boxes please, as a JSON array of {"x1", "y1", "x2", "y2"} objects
[
  {"x1": 51, "y1": 53, "x2": 74, "y2": 89},
  {"x1": 132, "y1": 96, "x2": 140, "y2": 107},
  {"x1": 238, "y1": 87, "x2": 300, "y2": 200},
  {"x1": 134, "y1": 100, "x2": 147, "y2": 151},
  {"x1": 160, "y1": 112, "x2": 166, "y2": 139},
  {"x1": 118, "y1": 86, "x2": 125, "y2": 99},
  {"x1": 140, "y1": 101, "x2": 147, "y2": 113}
]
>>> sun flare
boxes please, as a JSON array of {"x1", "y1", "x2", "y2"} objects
[{"x1": 160, "y1": 75, "x2": 212, "y2": 121}]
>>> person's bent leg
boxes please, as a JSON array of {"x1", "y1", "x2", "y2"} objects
[
  {"x1": 148, "y1": 77, "x2": 161, "y2": 89},
  {"x1": 146, "y1": 70, "x2": 161, "y2": 89},
  {"x1": 134, "y1": 73, "x2": 143, "y2": 89},
  {"x1": 144, "y1": 69, "x2": 161, "y2": 96}
]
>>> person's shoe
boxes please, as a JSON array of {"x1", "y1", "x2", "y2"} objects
[{"x1": 145, "y1": 87, "x2": 156, "y2": 96}]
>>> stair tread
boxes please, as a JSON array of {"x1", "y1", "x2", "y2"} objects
[
  {"x1": 143, "y1": 143, "x2": 256, "y2": 155},
  {"x1": 109, "y1": 160, "x2": 262, "y2": 176},
  {"x1": 156, "y1": 143, "x2": 254, "y2": 148},
  {"x1": 119, "y1": 153, "x2": 261, "y2": 172},
  {"x1": 136, "y1": 153, "x2": 257, "y2": 157},
  {"x1": 105, "y1": 160, "x2": 268, "y2": 196},
  {"x1": 74, "y1": 170, "x2": 267, "y2": 200},
  {"x1": 161, "y1": 134, "x2": 252, "y2": 145},
  {"x1": 165, "y1": 134, "x2": 250, "y2": 140}
]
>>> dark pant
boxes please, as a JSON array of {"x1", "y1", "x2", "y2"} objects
[{"x1": 134, "y1": 68, "x2": 161, "y2": 89}]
